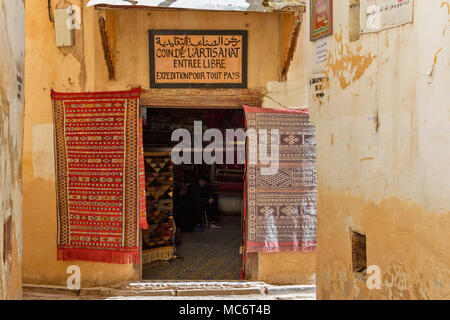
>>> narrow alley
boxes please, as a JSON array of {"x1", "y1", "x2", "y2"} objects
[{"x1": 0, "y1": 0, "x2": 448, "y2": 306}]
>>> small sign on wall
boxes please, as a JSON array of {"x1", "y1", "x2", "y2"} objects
[
  {"x1": 310, "y1": 72, "x2": 328, "y2": 99},
  {"x1": 361, "y1": 0, "x2": 414, "y2": 33},
  {"x1": 149, "y1": 30, "x2": 248, "y2": 89},
  {"x1": 310, "y1": 0, "x2": 333, "y2": 41},
  {"x1": 315, "y1": 38, "x2": 328, "y2": 63}
]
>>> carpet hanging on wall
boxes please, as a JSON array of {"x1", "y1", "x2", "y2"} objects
[
  {"x1": 142, "y1": 152, "x2": 175, "y2": 264},
  {"x1": 139, "y1": 118, "x2": 149, "y2": 230},
  {"x1": 243, "y1": 106, "x2": 317, "y2": 253},
  {"x1": 51, "y1": 88, "x2": 142, "y2": 264}
]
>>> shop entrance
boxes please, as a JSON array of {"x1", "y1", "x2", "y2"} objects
[{"x1": 141, "y1": 107, "x2": 245, "y2": 280}]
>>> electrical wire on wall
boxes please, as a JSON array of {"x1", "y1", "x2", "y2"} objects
[{"x1": 48, "y1": 0, "x2": 54, "y2": 23}]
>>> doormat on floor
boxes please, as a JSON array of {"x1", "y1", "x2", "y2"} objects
[
  {"x1": 51, "y1": 88, "x2": 142, "y2": 264},
  {"x1": 142, "y1": 152, "x2": 175, "y2": 264},
  {"x1": 243, "y1": 106, "x2": 317, "y2": 253}
]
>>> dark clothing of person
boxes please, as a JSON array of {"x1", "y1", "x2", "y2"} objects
[
  {"x1": 193, "y1": 184, "x2": 219, "y2": 224},
  {"x1": 196, "y1": 185, "x2": 214, "y2": 204},
  {"x1": 173, "y1": 186, "x2": 195, "y2": 232},
  {"x1": 195, "y1": 201, "x2": 218, "y2": 225}
]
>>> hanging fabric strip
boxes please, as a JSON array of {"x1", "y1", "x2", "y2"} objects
[
  {"x1": 243, "y1": 106, "x2": 317, "y2": 253},
  {"x1": 142, "y1": 151, "x2": 175, "y2": 264},
  {"x1": 139, "y1": 118, "x2": 149, "y2": 230},
  {"x1": 51, "y1": 88, "x2": 141, "y2": 264}
]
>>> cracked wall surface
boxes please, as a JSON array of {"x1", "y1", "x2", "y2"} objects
[
  {"x1": 0, "y1": 0, "x2": 25, "y2": 300},
  {"x1": 313, "y1": 0, "x2": 450, "y2": 300},
  {"x1": 287, "y1": 0, "x2": 449, "y2": 300},
  {"x1": 266, "y1": 0, "x2": 449, "y2": 299},
  {"x1": 22, "y1": 0, "x2": 449, "y2": 295}
]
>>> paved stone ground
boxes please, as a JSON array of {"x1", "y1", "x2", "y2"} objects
[
  {"x1": 23, "y1": 282, "x2": 316, "y2": 300},
  {"x1": 143, "y1": 216, "x2": 242, "y2": 280},
  {"x1": 22, "y1": 218, "x2": 317, "y2": 301},
  {"x1": 23, "y1": 292, "x2": 316, "y2": 300}
]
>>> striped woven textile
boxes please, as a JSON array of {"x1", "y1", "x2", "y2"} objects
[
  {"x1": 243, "y1": 106, "x2": 317, "y2": 253},
  {"x1": 139, "y1": 118, "x2": 148, "y2": 230},
  {"x1": 51, "y1": 88, "x2": 142, "y2": 264}
]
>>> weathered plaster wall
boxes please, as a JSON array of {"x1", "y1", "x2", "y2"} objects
[
  {"x1": 23, "y1": 2, "x2": 296, "y2": 286},
  {"x1": 88, "y1": 8, "x2": 280, "y2": 91},
  {"x1": 267, "y1": 0, "x2": 449, "y2": 298},
  {"x1": 257, "y1": 252, "x2": 316, "y2": 285},
  {"x1": 0, "y1": 0, "x2": 25, "y2": 300},
  {"x1": 22, "y1": 0, "x2": 139, "y2": 287}
]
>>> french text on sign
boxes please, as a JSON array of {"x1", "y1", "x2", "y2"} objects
[{"x1": 149, "y1": 30, "x2": 247, "y2": 88}]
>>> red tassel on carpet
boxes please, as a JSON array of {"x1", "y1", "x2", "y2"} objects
[
  {"x1": 58, "y1": 248, "x2": 140, "y2": 264},
  {"x1": 52, "y1": 88, "x2": 143, "y2": 264}
]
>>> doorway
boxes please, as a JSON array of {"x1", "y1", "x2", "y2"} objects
[{"x1": 140, "y1": 107, "x2": 245, "y2": 280}]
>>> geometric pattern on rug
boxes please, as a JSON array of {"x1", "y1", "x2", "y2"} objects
[
  {"x1": 244, "y1": 106, "x2": 317, "y2": 253},
  {"x1": 142, "y1": 152, "x2": 175, "y2": 264},
  {"x1": 51, "y1": 88, "x2": 141, "y2": 264}
]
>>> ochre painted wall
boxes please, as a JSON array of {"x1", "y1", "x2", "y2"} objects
[
  {"x1": 0, "y1": 0, "x2": 25, "y2": 300},
  {"x1": 23, "y1": 0, "x2": 140, "y2": 287},
  {"x1": 23, "y1": 2, "x2": 316, "y2": 287},
  {"x1": 257, "y1": 252, "x2": 316, "y2": 285},
  {"x1": 266, "y1": 0, "x2": 449, "y2": 298},
  {"x1": 89, "y1": 9, "x2": 280, "y2": 91}
]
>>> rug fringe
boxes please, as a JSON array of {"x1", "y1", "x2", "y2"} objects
[
  {"x1": 57, "y1": 248, "x2": 140, "y2": 264},
  {"x1": 246, "y1": 245, "x2": 317, "y2": 253},
  {"x1": 142, "y1": 247, "x2": 174, "y2": 265}
]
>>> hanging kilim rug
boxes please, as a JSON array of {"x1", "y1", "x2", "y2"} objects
[
  {"x1": 243, "y1": 106, "x2": 317, "y2": 253},
  {"x1": 139, "y1": 118, "x2": 149, "y2": 230},
  {"x1": 142, "y1": 152, "x2": 175, "y2": 264},
  {"x1": 51, "y1": 88, "x2": 142, "y2": 264}
]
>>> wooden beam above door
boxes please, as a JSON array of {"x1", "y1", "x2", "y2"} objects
[{"x1": 140, "y1": 88, "x2": 265, "y2": 109}]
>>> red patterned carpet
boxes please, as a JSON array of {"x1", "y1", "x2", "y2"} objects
[{"x1": 51, "y1": 89, "x2": 141, "y2": 264}]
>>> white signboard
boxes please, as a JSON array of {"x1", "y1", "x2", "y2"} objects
[{"x1": 361, "y1": 0, "x2": 414, "y2": 33}]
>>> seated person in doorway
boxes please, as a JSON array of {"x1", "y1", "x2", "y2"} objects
[
  {"x1": 194, "y1": 175, "x2": 222, "y2": 231},
  {"x1": 173, "y1": 181, "x2": 197, "y2": 239},
  {"x1": 173, "y1": 182, "x2": 188, "y2": 246}
]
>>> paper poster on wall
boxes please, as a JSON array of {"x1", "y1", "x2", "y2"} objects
[
  {"x1": 310, "y1": 0, "x2": 333, "y2": 41},
  {"x1": 315, "y1": 38, "x2": 328, "y2": 63},
  {"x1": 149, "y1": 30, "x2": 247, "y2": 88},
  {"x1": 361, "y1": 0, "x2": 414, "y2": 33}
]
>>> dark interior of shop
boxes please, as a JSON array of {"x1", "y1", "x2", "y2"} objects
[{"x1": 141, "y1": 108, "x2": 245, "y2": 280}]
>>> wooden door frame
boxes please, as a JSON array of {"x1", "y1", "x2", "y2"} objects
[
  {"x1": 140, "y1": 88, "x2": 265, "y2": 109},
  {"x1": 138, "y1": 88, "x2": 263, "y2": 280}
]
